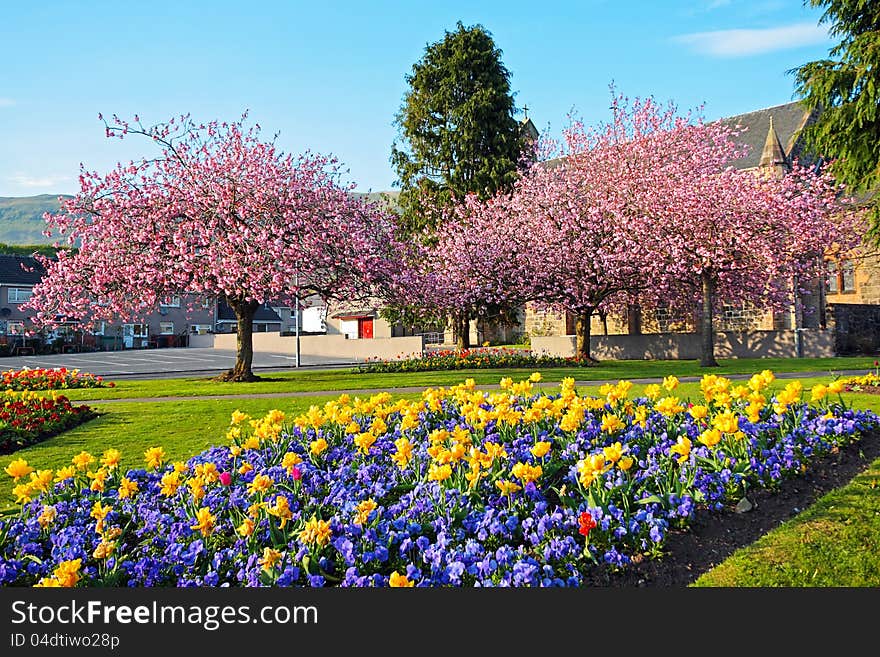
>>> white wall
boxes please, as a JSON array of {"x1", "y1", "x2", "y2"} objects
[
  {"x1": 302, "y1": 307, "x2": 326, "y2": 333},
  {"x1": 339, "y1": 319, "x2": 358, "y2": 340}
]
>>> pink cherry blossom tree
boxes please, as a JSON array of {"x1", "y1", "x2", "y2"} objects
[
  {"x1": 648, "y1": 155, "x2": 858, "y2": 367},
  {"x1": 464, "y1": 94, "x2": 729, "y2": 362},
  {"x1": 24, "y1": 113, "x2": 399, "y2": 381},
  {"x1": 430, "y1": 90, "x2": 859, "y2": 366}
]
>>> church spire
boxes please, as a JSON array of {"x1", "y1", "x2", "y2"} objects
[{"x1": 759, "y1": 116, "x2": 789, "y2": 175}]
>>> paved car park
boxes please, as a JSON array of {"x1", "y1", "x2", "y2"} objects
[{"x1": 0, "y1": 348, "x2": 358, "y2": 379}]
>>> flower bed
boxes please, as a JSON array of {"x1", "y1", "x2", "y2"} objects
[
  {"x1": 355, "y1": 347, "x2": 589, "y2": 373},
  {"x1": 841, "y1": 370, "x2": 880, "y2": 394},
  {"x1": 1, "y1": 367, "x2": 114, "y2": 391},
  {"x1": 0, "y1": 391, "x2": 97, "y2": 454},
  {"x1": 0, "y1": 371, "x2": 876, "y2": 587}
]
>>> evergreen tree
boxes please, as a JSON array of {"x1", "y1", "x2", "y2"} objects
[
  {"x1": 391, "y1": 22, "x2": 526, "y2": 235},
  {"x1": 793, "y1": 0, "x2": 880, "y2": 233}
]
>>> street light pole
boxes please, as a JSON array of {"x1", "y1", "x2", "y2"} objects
[{"x1": 294, "y1": 269, "x2": 301, "y2": 368}]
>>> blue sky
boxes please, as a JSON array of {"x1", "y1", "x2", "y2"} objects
[{"x1": 0, "y1": 0, "x2": 835, "y2": 197}]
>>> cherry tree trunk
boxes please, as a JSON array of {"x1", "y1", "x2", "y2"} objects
[
  {"x1": 216, "y1": 298, "x2": 261, "y2": 382},
  {"x1": 700, "y1": 271, "x2": 719, "y2": 368},
  {"x1": 575, "y1": 309, "x2": 598, "y2": 363},
  {"x1": 453, "y1": 311, "x2": 471, "y2": 350}
]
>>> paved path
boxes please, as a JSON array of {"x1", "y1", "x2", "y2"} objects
[
  {"x1": 0, "y1": 348, "x2": 358, "y2": 379},
  {"x1": 85, "y1": 369, "x2": 870, "y2": 404}
]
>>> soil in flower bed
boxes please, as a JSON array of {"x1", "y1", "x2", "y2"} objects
[
  {"x1": 583, "y1": 429, "x2": 880, "y2": 587},
  {"x1": 845, "y1": 385, "x2": 880, "y2": 395}
]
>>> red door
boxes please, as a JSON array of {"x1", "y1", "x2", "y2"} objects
[{"x1": 358, "y1": 317, "x2": 374, "y2": 339}]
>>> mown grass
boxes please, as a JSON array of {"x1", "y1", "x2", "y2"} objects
[{"x1": 55, "y1": 356, "x2": 878, "y2": 401}]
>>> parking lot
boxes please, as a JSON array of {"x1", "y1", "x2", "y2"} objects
[{"x1": 0, "y1": 348, "x2": 358, "y2": 379}]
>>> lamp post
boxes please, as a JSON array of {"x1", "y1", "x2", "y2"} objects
[{"x1": 294, "y1": 269, "x2": 301, "y2": 368}]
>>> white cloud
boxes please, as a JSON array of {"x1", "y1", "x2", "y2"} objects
[
  {"x1": 7, "y1": 174, "x2": 72, "y2": 189},
  {"x1": 0, "y1": 98, "x2": 15, "y2": 107},
  {"x1": 674, "y1": 22, "x2": 830, "y2": 57}
]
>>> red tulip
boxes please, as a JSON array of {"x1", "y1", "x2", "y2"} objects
[{"x1": 578, "y1": 511, "x2": 597, "y2": 537}]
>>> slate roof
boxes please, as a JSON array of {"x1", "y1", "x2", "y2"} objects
[
  {"x1": 0, "y1": 254, "x2": 45, "y2": 285},
  {"x1": 216, "y1": 299, "x2": 283, "y2": 323},
  {"x1": 716, "y1": 101, "x2": 816, "y2": 171}
]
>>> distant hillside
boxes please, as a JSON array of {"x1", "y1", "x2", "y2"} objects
[
  {"x1": 0, "y1": 190, "x2": 399, "y2": 246},
  {"x1": 353, "y1": 190, "x2": 401, "y2": 213},
  {"x1": 0, "y1": 194, "x2": 70, "y2": 245}
]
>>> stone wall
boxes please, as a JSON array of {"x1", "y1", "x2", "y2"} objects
[
  {"x1": 531, "y1": 329, "x2": 835, "y2": 360},
  {"x1": 828, "y1": 303, "x2": 880, "y2": 355}
]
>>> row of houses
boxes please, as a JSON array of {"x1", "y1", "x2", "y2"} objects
[{"x1": 0, "y1": 256, "x2": 410, "y2": 353}]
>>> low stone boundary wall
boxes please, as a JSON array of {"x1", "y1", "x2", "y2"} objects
[
  {"x1": 829, "y1": 303, "x2": 880, "y2": 355},
  {"x1": 531, "y1": 329, "x2": 835, "y2": 360},
  {"x1": 212, "y1": 332, "x2": 424, "y2": 362}
]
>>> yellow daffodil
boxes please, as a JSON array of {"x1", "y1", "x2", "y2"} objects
[
  {"x1": 354, "y1": 432, "x2": 377, "y2": 455},
  {"x1": 688, "y1": 405, "x2": 709, "y2": 422},
  {"x1": 428, "y1": 463, "x2": 452, "y2": 483},
  {"x1": 495, "y1": 479, "x2": 521, "y2": 496},
  {"x1": 143, "y1": 447, "x2": 165, "y2": 470},
  {"x1": 190, "y1": 507, "x2": 216, "y2": 537},
  {"x1": 354, "y1": 499, "x2": 378, "y2": 525},
  {"x1": 531, "y1": 441, "x2": 551, "y2": 458},
  {"x1": 100, "y1": 449, "x2": 122, "y2": 469},
  {"x1": 389, "y1": 571, "x2": 414, "y2": 587},
  {"x1": 118, "y1": 477, "x2": 138, "y2": 499},
  {"x1": 600, "y1": 413, "x2": 625, "y2": 434},
  {"x1": 603, "y1": 442, "x2": 624, "y2": 464},
  {"x1": 643, "y1": 384, "x2": 661, "y2": 401},
  {"x1": 5, "y1": 459, "x2": 34, "y2": 481},
  {"x1": 299, "y1": 517, "x2": 331, "y2": 547},
  {"x1": 159, "y1": 471, "x2": 181, "y2": 497},
  {"x1": 267, "y1": 496, "x2": 293, "y2": 528},
  {"x1": 72, "y1": 451, "x2": 95, "y2": 470},
  {"x1": 54, "y1": 465, "x2": 75, "y2": 483},
  {"x1": 247, "y1": 474, "x2": 273, "y2": 495},
  {"x1": 698, "y1": 428, "x2": 722, "y2": 448},
  {"x1": 259, "y1": 548, "x2": 283, "y2": 571},
  {"x1": 669, "y1": 436, "x2": 692, "y2": 463},
  {"x1": 511, "y1": 462, "x2": 542, "y2": 485}
]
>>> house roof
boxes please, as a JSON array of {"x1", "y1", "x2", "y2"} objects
[
  {"x1": 0, "y1": 254, "x2": 45, "y2": 285},
  {"x1": 216, "y1": 300, "x2": 283, "y2": 323},
  {"x1": 717, "y1": 101, "x2": 816, "y2": 170}
]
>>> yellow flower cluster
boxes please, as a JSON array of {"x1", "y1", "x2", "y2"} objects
[{"x1": 34, "y1": 558, "x2": 82, "y2": 588}]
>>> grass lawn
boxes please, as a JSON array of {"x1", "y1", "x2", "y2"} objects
[{"x1": 56, "y1": 355, "x2": 879, "y2": 402}]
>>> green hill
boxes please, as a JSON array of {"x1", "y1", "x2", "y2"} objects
[
  {"x1": 0, "y1": 194, "x2": 70, "y2": 245},
  {"x1": 0, "y1": 191, "x2": 399, "y2": 247}
]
